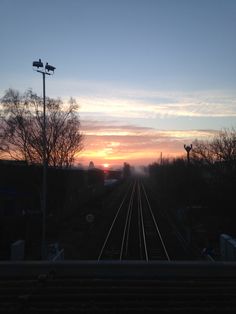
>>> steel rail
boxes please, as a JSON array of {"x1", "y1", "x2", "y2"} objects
[
  {"x1": 137, "y1": 181, "x2": 143, "y2": 259},
  {"x1": 119, "y1": 180, "x2": 136, "y2": 260},
  {"x1": 97, "y1": 182, "x2": 133, "y2": 261},
  {"x1": 123, "y1": 180, "x2": 137, "y2": 258},
  {"x1": 141, "y1": 182, "x2": 171, "y2": 261},
  {"x1": 138, "y1": 181, "x2": 149, "y2": 261}
]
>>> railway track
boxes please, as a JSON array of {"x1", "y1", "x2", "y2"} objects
[{"x1": 98, "y1": 178, "x2": 171, "y2": 261}]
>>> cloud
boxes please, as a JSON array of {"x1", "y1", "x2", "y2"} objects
[
  {"x1": 57, "y1": 79, "x2": 236, "y2": 119},
  {"x1": 77, "y1": 96, "x2": 236, "y2": 121}
]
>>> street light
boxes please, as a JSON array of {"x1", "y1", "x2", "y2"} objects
[{"x1": 32, "y1": 58, "x2": 56, "y2": 259}]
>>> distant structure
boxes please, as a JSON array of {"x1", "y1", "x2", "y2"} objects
[
  {"x1": 184, "y1": 144, "x2": 192, "y2": 164},
  {"x1": 160, "y1": 152, "x2": 163, "y2": 165},
  {"x1": 88, "y1": 161, "x2": 95, "y2": 169},
  {"x1": 123, "y1": 162, "x2": 131, "y2": 178}
]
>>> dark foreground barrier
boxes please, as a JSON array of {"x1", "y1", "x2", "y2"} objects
[
  {"x1": 0, "y1": 260, "x2": 236, "y2": 278},
  {"x1": 1, "y1": 261, "x2": 236, "y2": 313}
]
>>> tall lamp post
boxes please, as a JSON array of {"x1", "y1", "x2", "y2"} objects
[{"x1": 32, "y1": 59, "x2": 56, "y2": 259}]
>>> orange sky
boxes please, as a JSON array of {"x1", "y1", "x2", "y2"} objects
[{"x1": 76, "y1": 120, "x2": 216, "y2": 168}]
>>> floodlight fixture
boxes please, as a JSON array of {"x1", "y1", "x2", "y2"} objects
[
  {"x1": 45, "y1": 63, "x2": 56, "y2": 73},
  {"x1": 32, "y1": 59, "x2": 43, "y2": 68}
]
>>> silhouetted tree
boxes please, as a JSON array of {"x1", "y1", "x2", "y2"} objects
[
  {"x1": 192, "y1": 128, "x2": 236, "y2": 166},
  {"x1": 0, "y1": 89, "x2": 83, "y2": 167}
]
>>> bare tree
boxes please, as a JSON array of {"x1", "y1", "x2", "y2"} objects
[
  {"x1": 192, "y1": 128, "x2": 236, "y2": 165},
  {"x1": 0, "y1": 89, "x2": 83, "y2": 167}
]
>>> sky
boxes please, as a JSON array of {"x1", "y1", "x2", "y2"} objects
[{"x1": 1, "y1": 0, "x2": 236, "y2": 168}]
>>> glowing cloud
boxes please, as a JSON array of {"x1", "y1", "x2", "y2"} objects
[
  {"x1": 77, "y1": 120, "x2": 216, "y2": 167},
  {"x1": 60, "y1": 83, "x2": 236, "y2": 120}
]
